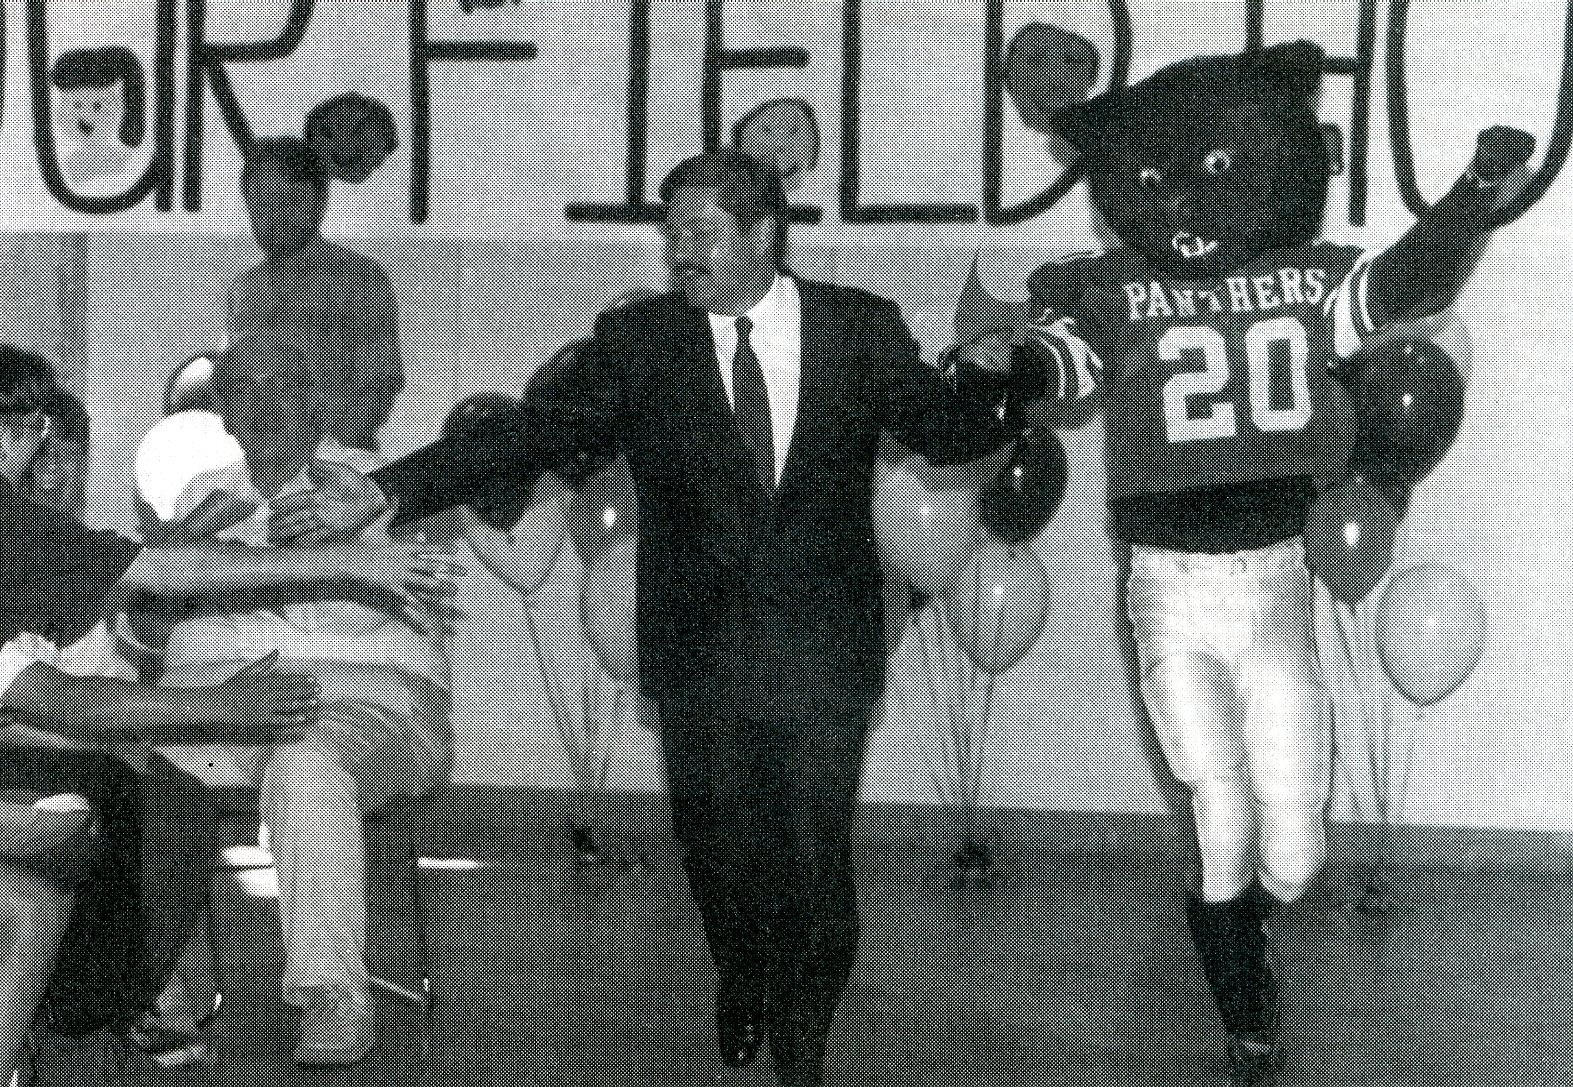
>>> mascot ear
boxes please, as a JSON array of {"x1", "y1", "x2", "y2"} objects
[
  {"x1": 1049, "y1": 88, "x2": 1127, "y2": 160},
  {"x1": 1251, "y1": 40, "x2": 1325, "y2": 107}
]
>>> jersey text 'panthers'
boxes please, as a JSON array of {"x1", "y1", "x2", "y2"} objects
[{"x1": 1021, "y1": 242, "x2": 1372, "y2": 500}]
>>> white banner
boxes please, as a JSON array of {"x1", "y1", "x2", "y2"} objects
[{"x1": 0, "y1": 0, "x2": 1565, "y2": 236}]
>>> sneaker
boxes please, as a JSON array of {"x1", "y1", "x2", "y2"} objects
[
  {"x1": 1228, "y1": 1034, "x2": 1286, "y2": 1087},
  {"x1": 293, "y1": 986, "x2": 374, "y2": 1067}
]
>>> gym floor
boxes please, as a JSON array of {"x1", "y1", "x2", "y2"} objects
[{"x1": 30, "y1": 790, "x2": 1573, "y2": 1085}]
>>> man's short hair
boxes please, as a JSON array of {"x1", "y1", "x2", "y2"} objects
[
  {"x1": 241, "y1": 135, "x2": 328, "y2": 195},
  {"x1": 659, "y1": 149, "x2": 789, "y2": 265},
  {"x1": 0, "y1": 346, "x2": 61, "y2": 417},
  {"x1": 39, "y1": 389, "x2": 90, "y2": 449}
]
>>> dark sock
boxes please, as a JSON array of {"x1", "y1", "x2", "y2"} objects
[
  {"x1": 1240, "y1": 879, "x2": 1285, "y2": 924},
  {"x1": 1186, "y1": 888, "x2": 1279, "y2": 1039}
]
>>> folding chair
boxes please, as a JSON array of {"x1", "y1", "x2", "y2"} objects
[{"x1": 202, "y1": 787, "x2": 436, "y2": 1060}]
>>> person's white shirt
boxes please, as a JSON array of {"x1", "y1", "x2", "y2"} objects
[
  {"x1": 158, "y1": 437, "x2": 449, "y2": 787},
  {"x1": 706, "y1": 274, "x2": 801, "y2": 486}
]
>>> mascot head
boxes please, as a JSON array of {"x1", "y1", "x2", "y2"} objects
[{"x1": 1052, "y1": 41, "x2": 1330, "y2": 276}]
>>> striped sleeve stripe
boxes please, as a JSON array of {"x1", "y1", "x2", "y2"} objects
[
  {"x1": 1325, "y1": 251, "x2": 1378, "y2": 359},
  {"x1": 1024, "y1": 325, "x2": 1071, "y2": 401},
  {"x1": 1028, "y1": 318, "x2": 1103, "y2": 404}
]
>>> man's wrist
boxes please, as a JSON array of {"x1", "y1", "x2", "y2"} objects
[{"x1": 319, "y1": 540, "x2": 375, "y2": 583}]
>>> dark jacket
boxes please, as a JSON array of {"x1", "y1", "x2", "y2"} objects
[{"x1": 377, "y1": 280, "x2": 1014, "y2": 716}]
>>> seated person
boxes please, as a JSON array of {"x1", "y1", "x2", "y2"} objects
[
  {"x1": 151, "y1": 329, "x2": 452, "y2": 1067},
  {"x1": 0, "y1": 348, "x2": 459, "y2": 1080}
]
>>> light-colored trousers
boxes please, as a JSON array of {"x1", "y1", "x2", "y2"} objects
[
  {"x1": 1125, "y1": 537, "x2": 1330, "y2": 903},
  {"x1": 162, "y1": 622, "x2": 450, "y2": 1004}
]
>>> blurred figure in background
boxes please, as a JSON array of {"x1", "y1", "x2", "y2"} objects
[{"x1": 228, "y1": 136, "x2": 404, "y2": 456}]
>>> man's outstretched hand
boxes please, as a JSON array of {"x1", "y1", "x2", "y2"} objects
[{"x1": 270, "y1": 459, "x2": 388, "y2": 545}]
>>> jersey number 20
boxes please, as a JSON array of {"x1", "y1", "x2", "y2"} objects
[{"x1": 1158, "y1": 316, "x2": 1313, "y2": 444}]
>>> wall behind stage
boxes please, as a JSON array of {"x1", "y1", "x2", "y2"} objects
[{"x1": 6, "y1": 0, "x2": 1571, "y2": 830}]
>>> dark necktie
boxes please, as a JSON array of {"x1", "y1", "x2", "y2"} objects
[{"x1": 731, "y1": 315, "x2": 775, "y2": 490}]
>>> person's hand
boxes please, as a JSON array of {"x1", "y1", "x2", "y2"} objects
[
  {"x1": 957, "y1": 332, "x2": 1014, "y2": 376},
  {"x1": 356, "y1": 537, "x2": 467, "y2": 634},
  {"x1": 210, "y1": 652, "x2": 320, "y2": 745},
  {"x1": 402, "y1": 539, "x2": 468, "y2": 609},
  {"x1": 1469, "y1": 126, "x2": 1535, "y2": 184},
  {"x1": 269, "y1": 459, "x2": 388, "y2": 545},
  {"x1": 1467, "y1": 126, "x2": 1535, "y2": 212}
]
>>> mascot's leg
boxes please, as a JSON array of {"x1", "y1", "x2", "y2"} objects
[
  {"x1": 1137, "y1": 648, "x2": 1283, "y2": 1084},
  {"x1": 0, "y1": 751, "x2": 145, "y2": 1079},
  {"x1": 1239, "y1": 545, "x2": 1331, "y2": 906},
  {"x1": 1187, "y1": 881, "x2": 1284, "y2": 1087},
  {"x1": 1186, "y1": 774, "x2": 1287, "y2": 1084},
  {"x1": 0, "y1": 859, "x2": 75, "y2": 1084},
  {"x1": 1128, "y1": 541, "x2": 1328, "y2": 1087},
  {"x1": 1191, "y1": 540, "x2": 1331, "y2": 1086}
]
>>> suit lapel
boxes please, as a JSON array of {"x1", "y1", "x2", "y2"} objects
[
  {"x1": 777, "y1": 280, "x2": 836, "y2": 497},
  {"x1": 672, "y1": 302, "x2": 731, "y2": 413}
]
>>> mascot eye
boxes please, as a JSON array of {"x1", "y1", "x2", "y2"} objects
[
  {"x1": 1138, "y1": 167, "x2": 1163, "y2": 190},
  {"x1": 1203, "y1": 150, "x2": 1233, "y2": 175}
]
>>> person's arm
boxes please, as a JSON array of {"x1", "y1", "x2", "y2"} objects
[
  {"x1": 873, "y1": 294, "x2": 1028, "y2": 466},
  {"x1": 142, "y1": 489, "x2": 259, "y2": 545},
  {"x1": 460, "y1": 473, "x2": 571, "y2": 599},
  {"x1": 1365, "y1": 126, "x2": 1534, "y2": 325},
  {"x1": 359, "y1": 259, "x2": 404, "y2": 402},
  {"x1": 269, "y1": 317, "x2": 629, "y2": 542},
  {"x1": 117, "y1": 536, "x2": 461, "y2": 610},
  {"x1": 0, "y1": 652, "x2": 317, "y2": 745},
  {"x1": 948, "y1": 256, "x2": 1101, "y2": 424}
]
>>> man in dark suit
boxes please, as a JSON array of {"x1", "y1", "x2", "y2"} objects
[{"x1": 273, "y1": 150, "x2": 1021, "y2": 1085}]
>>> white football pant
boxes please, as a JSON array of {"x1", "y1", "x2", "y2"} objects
[{"x1": 1126, "y1": 538, "x2": 1330, "y2": 904}]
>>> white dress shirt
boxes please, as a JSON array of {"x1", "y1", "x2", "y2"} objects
[{"x1": 707, "y1": 274, "x2": 801, "y2": 486}]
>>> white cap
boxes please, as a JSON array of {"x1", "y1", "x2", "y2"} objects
[{"x1": 135, "y1": 410, "x2": 244, "y2": 521}]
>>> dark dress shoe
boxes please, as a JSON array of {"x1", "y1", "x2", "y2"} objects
[{"x1": 717, "y1": 991, "x2": 764, "y2": 1068}]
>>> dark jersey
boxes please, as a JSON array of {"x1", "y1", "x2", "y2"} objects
[{"x1": 1021, "y1": 243, "x2": 1375, "y2": 549}]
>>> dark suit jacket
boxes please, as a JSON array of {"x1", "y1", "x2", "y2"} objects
[{"x1": 377, "y1": 280, "x2": 1014, "y2": 719}]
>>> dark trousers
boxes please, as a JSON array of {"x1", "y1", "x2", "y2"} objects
[
  {"x1": 658, "y1": 676, "x2": 871, "y2": 1075},
  {"x1": 0, "y1": 747, "x2": 216, "y2": 1037}
]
